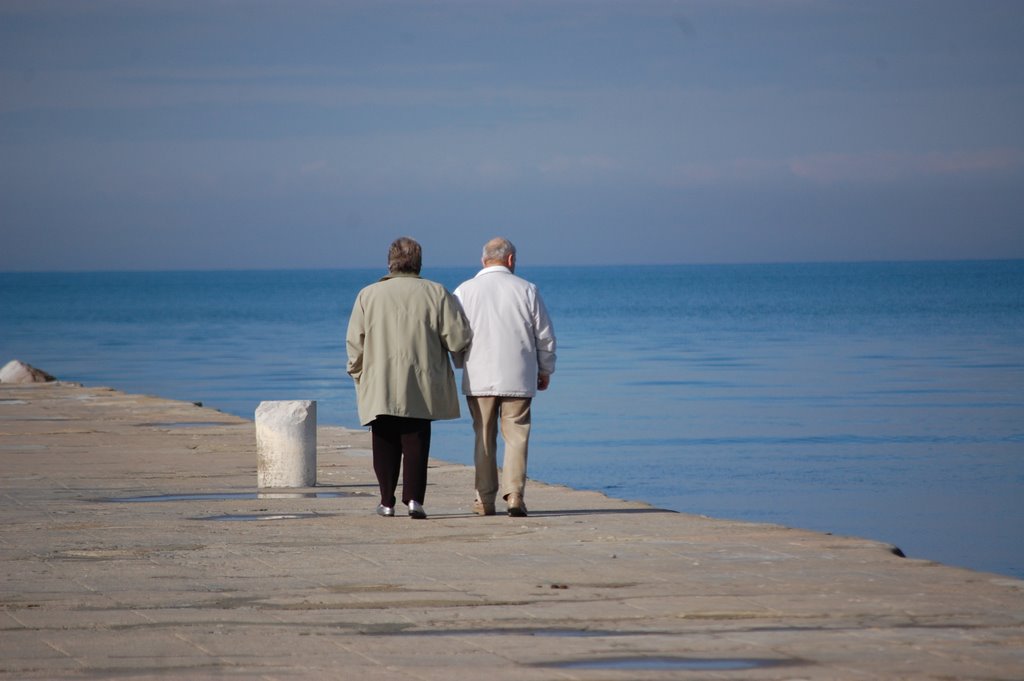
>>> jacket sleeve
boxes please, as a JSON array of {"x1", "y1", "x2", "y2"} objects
[
  {"x1": 439, "y1": 289, "x2": 473, "y2": 356},
  {"x1": 533, "y1": 289, "x2": 557, "y2": 375},
  {"x1": 449, "y1": 287, "x2": 467, "y2": 368},
  {"x1": 345, "y1": 295, "x2": 365, "y2": 382}
]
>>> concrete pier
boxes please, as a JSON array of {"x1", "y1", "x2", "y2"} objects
[{"x1": 1, "y1": 381, "x2": 1022, "y2": 680}]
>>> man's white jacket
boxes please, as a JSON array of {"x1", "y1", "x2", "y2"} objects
[{"x1": 453, "y1": 266, "x2": 557, "y2": 397}]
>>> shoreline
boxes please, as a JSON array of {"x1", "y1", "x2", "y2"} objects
[
  {"x1": 9, "y1": 377, "x2": 912, "y2": 556},
  {"x1": 5, "y1": 261, "x2": 1021, "y2": 582},
  {"x1": 2, "y1": 380, "x2": 1023, "y2": 679}
]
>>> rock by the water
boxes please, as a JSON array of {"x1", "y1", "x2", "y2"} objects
[{"x1": 0, "y1": 360, "x2": 56, "y2": 384}]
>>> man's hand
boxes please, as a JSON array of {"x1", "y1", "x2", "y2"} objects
[{"x1": 537, "y1": 373, "x2": 550, "y2": 391}]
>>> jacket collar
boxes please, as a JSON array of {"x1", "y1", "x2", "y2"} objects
[
  {"x1": 380, "y1": 271, "x2": 422, "y2": 282},
  {"x1": 476, "y1": 265, "x2": 511, "y2": 277}
]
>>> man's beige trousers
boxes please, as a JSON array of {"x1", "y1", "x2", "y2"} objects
[{"x1": 466, "y1": 396, "x2": 532, "y2": 504}]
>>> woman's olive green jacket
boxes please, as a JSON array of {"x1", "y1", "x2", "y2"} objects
[{"x1": 346, "y1": 272, "x2": 472, "y2": 426}]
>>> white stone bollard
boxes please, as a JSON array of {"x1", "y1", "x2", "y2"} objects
[{"x1": 255, "y1": 400, "x2": 317, "y2": 489}]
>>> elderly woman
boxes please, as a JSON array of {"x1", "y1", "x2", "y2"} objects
[{"x1": 346, "y1": 237, "x2": 472, "y2": 519}]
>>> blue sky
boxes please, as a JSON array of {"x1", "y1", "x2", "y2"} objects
[{"x1": 2, "y1": 0, "x2": 1022, "y2": 270}]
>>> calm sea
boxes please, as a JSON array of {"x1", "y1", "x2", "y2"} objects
[{"x1": 2, "y1": 261, "x2": 1022, "y2": 578}]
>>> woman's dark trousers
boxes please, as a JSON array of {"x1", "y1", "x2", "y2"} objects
[{"x1": 370, "y1": 415, "x2": 431, "y2": 508}]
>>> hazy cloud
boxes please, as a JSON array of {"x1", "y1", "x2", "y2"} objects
[{"x1": 2, "y1": 0, "x2": 1022, "y2": 270}]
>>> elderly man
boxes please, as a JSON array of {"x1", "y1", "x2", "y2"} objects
[
  {"x1": 454, "y1": 237, "x2": 557, "y2": 517},
  {"x1": 347, "y1": 237, "x2": 472, "y2": 519}
]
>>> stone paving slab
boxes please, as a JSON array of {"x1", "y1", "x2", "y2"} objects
[{"x1": 1, "y1": 381, "x2": 1022, "y2": 680}]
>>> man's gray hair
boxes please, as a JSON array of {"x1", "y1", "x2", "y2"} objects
[{"x1": 482, "y1": 237, "x2": 516, "y2": 263}]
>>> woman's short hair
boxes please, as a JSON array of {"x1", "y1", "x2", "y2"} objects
[{"x1": 388, "y1": 237, "x2": 422, "y2": 274}]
